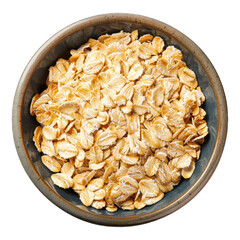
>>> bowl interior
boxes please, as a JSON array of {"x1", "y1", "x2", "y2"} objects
[{"x1": 20, "y1": 20, "x2": 218, "y2": 218}]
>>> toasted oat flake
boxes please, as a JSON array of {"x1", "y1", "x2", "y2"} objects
[
  {"x1": 41, "y1": 155, "x2": 61, "y2": 173},
  {"x1": 51, "y1": 173, "x2": 74, "y2": 189},
  {"x1": 94, "y1": 189, "x2": 106, "y2": 200},
  {"x1": 33, "y1": 126, "x2": 43, "y2": 152},
  {"x1": 91, "y1": 200, "x2": 106, "y2": 209},
  {"x1": 144, "y1": 156, "x2": 160, "y2": 177},
  {"x1": 127, "y1": 62, "x2": 144, "y2": 81},
  {"x1": 31, "y1": 30, "x2": 208, "y2": 212},
  {"x1": 80, "y1": 189, "x2": 95, "y2": 206},
  {"x1": 55, "y1": 140, "x2": 78, "y2": 159},
  {"x1": 61, "y1": 162, "x2": 75, "y2": 177},
  {"x1": 139, "y1": 179, "x2": 159, "y2": 198},
  {"x1": 42, "y1": 126, "x2": 59, "y2": 140},
  {"x1": 41, "y1": 140, "x2": 55, "y2": 157}
]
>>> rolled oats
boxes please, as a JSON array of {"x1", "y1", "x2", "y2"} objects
[
  {"x1": 55, "y1": 140, "x2": 78, "y2": 159},
  {"x1": 182, "y1": 161, "x2": 196, "y2": 179},
  {"x1": 33, "y1": 126, "x2": 43, "y2": 152},
  {"x1": 51, "y1": 173, "x2": 74, "y2": 189},
  {"x1": 41, "y1": 140, "x2": 55, "y2": 157},
  {"x1": 139, "y1": 179, "x2": 160, "y2": 198},
  {"x1": 31, "y1": 30, "x2": 208, "y2": 211},
  {"x1": 41, "y1": 155, "x2": 61, "y2": 173},
  {"x1": 61, "y1": 162, "x2": 75, "y2": 177},
  {"x1": 91, "y1": 200, "x2": 106, "y2": 209},
  {"x1": 80, "y1": 189, "x2": 95, "y2": 206}
]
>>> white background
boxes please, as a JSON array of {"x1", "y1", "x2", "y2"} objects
[{"x1": 1, "y1": 0, "x2": 239, "y2": 239}]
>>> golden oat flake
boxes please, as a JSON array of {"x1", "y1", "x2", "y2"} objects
[
  {"x1": 80, "y1": 189, "x2": 95, "y2": 206},
  {"x1": 55, "y1": 140, "x2": 78, "y2": 159},
  {"x1": 41, "y1": 155, "x2": 61, "y2": 173},
  {"x1": 51, "y1": 173, "x2": 74, "y2": 189}
]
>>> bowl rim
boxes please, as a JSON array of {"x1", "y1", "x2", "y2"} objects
[{"x1": 12, "y1": 13, "x2": 228, "y2": 226}]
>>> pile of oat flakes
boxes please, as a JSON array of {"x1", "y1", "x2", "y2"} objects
[{"x1": 30, "y1": 30, "x2": 208, "y2": 212}]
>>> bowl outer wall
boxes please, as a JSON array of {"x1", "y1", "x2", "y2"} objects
[{"x1": 12, "y1": 13, "x2": 228, "y2": 226}]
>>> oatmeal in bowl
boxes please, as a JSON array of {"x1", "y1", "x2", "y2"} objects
[
  {"x1": 30, "y1": 30, "x2": 208, "y2": 212},
  {"x1": 13, "y1": 14, "x2": 227, "y2": 226}
]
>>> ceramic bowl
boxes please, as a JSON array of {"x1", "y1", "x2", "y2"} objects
[{"x1": 12, "y1": 13, "x2": 228, "y2": 226}]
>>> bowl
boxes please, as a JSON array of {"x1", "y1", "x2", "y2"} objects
[{"x1": 12, "y1": 13, "x2": 228, "y2": 226}]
